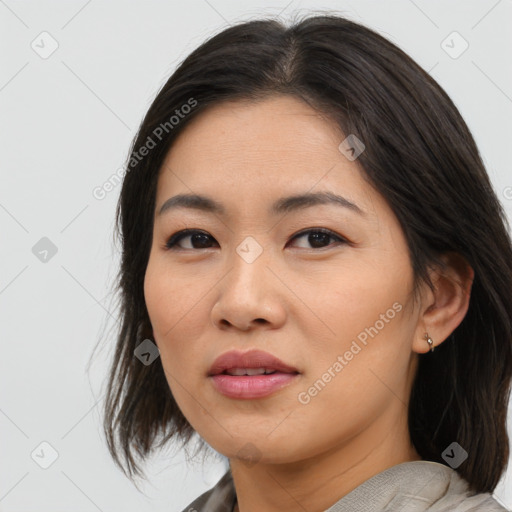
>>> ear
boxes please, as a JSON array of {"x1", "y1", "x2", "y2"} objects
[{"x1": 412, "y1": 252, "x2": 474, "y2": 354}]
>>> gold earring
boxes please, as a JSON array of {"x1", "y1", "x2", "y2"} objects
[{"x1": 424, "y1": 333, "x2": 435, "y2": 352}]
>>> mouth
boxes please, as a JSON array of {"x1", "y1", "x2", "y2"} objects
[
  {"x1": 219, "y1": 367, "x2": 284, "y2": 376},
  {"x1": 208, "y1": 349, "x2": 299, "y2": 376},
  {"x1": 208, "y1": 349, "x2": 300, "y2": 399}
]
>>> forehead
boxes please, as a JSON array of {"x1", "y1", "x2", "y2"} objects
[
  {"x1": 162, "y1": 95, "x2": 343, "y2": 170},
  {"x1": 155, "y1": 96, "x2": 383, "y2": 220}
]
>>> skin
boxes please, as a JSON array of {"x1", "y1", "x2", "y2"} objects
[{"x1": 143, "y1": 95, "x2": 474, "y2": 512}]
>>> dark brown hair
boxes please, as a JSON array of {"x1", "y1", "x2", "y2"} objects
[{"x1": 99, "y1": 14, "x2": 512, "y2": 493}]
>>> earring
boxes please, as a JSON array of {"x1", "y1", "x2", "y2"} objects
[{"x1": 424, "y1": 333, "x2": 435, "y2": 353}]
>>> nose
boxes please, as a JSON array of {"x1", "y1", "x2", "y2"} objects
[{"x1": 210, "y1": 242, "x2": 287, "y2": 332}]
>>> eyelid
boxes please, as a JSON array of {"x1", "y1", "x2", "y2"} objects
[
  {"x1": 164, "y1": 227, "x2": 350, "y2": 250},
  {"x1": 165, "y1": 228, "x2": 215, "y2": 249},
  {"x1": 291, "y1": 227, "x2": 349, "y2": 243}
]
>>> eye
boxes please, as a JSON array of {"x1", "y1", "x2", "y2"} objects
[
  {"x1": 164, "y1": 228, "x2": 348, "y2": 251},
  {"x1": 165, "y1": 229, "x2": 218, "y2": 250},
  {"x1": 288, "y1": 228, "x2": 348, "y2": 249}
]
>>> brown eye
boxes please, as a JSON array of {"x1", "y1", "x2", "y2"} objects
[
  {"x1": 288, "y1": 228, "x2": 348, "y2": 249},
  {"x1": 165, "y1": 229, "x2": 218, "y2": 250},
  {"x1": 165, "y1": 228, "x2": 348, "y2": 251}
]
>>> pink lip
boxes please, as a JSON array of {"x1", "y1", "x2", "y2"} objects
[{"x1": 208, "y1": 349, "x2": 300, "y2": 399}]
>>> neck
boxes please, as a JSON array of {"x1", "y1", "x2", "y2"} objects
[{"x1": 229, "y1": 406, "x2": 421, "y2": 512}]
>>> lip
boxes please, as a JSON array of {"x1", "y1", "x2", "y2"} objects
[
  {"x1": 208, "y1": 349, "x2": 300, "y2": 399},
  {"x1": 208, "y1": 349, "x2": 299, "y2": 376}
]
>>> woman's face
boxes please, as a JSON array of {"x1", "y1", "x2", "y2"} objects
[{"x1": 144, "y1": 95, "x2": 425, "y2": 465}]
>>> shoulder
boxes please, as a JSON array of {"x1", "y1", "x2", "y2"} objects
[
  {"x1": 428, "y1": 472, "x2": 509, "y2": 512},
  {"x1": 325, "y1": 460, "x2": 510, "y2": 512},
  {"x1": 429, "y1": 463, "x2": 509, "y2": 512},
  {"x1": 428, "y1": 489, "x2": 510, "y2": 511},
  {"x1": 178, "y1": 470, "x2": 235, "y2": 512},
  {"x1": 385, "y1": 461, "x2": 510, "y2": 512}
]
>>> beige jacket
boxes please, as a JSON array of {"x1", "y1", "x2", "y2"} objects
[{"x1": 179, "y1": 461, "x2": 510, "y2": 511}]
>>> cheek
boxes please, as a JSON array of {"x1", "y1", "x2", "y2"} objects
[
  {"x1": 297, "y1": 262, "x2": 415, "y2": 394},
  {"x1": 144, "y1": 259, "x2": 170, "y2": 334},
  {"x1": 294, "y1": 261, "x2": 410, "y2": 342},
  {"x1": 143, "y1": 256, "x2": 209, "y2": 380},
  {"x1": 145, "y1": 256, "x2": 194, "y2": 333},
  {"x1": 143, "y1": 261, "x2": 201, "y2": 420},
  {"x1": 291, "y1": 312, "x2": 414, "y2": 452}
]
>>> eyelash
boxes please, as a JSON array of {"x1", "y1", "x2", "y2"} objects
[{"x1": 164, "y1": 228, "x2": 349, "y2": 251}]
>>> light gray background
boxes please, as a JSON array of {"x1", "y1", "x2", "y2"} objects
[{"x1": 1, "y1": 1, "x2": 511, "y2": 510}]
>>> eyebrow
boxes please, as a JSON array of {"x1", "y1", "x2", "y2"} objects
[{"x1": 157, "y1": 191, "x2": 365, "y2": 217}]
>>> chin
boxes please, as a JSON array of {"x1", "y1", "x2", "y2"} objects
[{"x1": 212, "y1": 436, "x2": 303, "y2": 466}]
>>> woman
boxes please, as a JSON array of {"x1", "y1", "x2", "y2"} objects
[{"x1": 102, "y1": 14, "x2": 512, "y2": 511}]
